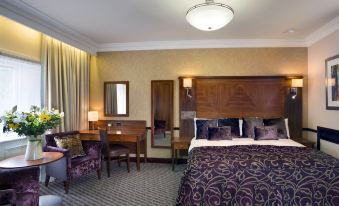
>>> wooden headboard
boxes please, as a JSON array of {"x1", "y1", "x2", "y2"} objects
[{"x1": 179, "y1": 76, "x2": 303, "y2": 139}]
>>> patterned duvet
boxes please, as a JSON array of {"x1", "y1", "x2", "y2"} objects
[{"x1": 176, "y1": 145, "x2": 339, "y2": 206}]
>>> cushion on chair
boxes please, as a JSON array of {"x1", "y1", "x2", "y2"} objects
[
  {"x1": 39, "y1": 195, "x2": 62, "y2": 206},
  {"x1": 54, "y1": 135, "x2": 86, "y2": 158},
  {"x1": 45, "y1": 131, "x2": 80, "y2": 147},
  {"x1": 109, "y1": 144, "x2": 129, "y2": 156}
]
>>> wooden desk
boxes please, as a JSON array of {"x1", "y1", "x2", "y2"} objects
[
  {"x1": 0, "y1": 152, "x2": 63, "y2": 169},
  {"x1": 172, "y1": 136, "x2": 191, "y2": 171},
  {"x1": 80, "y1": 129, "x2": 147, "y2": 171}
]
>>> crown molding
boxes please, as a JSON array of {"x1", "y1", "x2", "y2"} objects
[
  {"x1": 0, "y1": 0, "x2": 98, "y2": 54},
  {"x1": 305, "y1": 16, "x2": 339, "y2": 46},
  {"x1": 0, "y1": 0, "x2": 338, "y2": 52},
  {"x1": 98, "y1": 39, "x2": 307, "y2": 52}
]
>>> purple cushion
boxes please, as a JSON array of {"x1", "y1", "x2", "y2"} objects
[
  {"x1": 208, "y1": 126, "x2": 232, "y2": 140},
  {"x1": 196, "y1": 119, "x2": 218, "y2": 139},
  {"x1": 254, "y1": 126, "x2": 279, "y2": 140},
  {"x1": 263, "y1": 118, "x2": 288, "y2": 139},
  {"x1": 243, "y1": 117, "x2": 263, "y2": 138},
  {"x1": 218, "y1": 118, "x2": 240, "y2": 137}
]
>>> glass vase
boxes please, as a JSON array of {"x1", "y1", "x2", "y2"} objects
[{"x1": 25, "y1": 135, "x2": 43, "y2": 160}]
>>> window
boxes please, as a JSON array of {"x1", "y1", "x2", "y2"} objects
[{"x1": 0, "y1": 54, "x2": 41, "y2": 140}]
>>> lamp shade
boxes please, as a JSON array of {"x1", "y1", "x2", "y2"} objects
[
  {"x1": 291, "y1": 79, "x2": 303, "y2": 88},
  {"x1": 88, "y1": 111, "x2": 98, "y2": 122},
  {"x1": 186, "y1": 3, "x2": 234, "y2": 31},
  {"x1": 183, "y1": 78, "x2": 192, "y2": 88}
]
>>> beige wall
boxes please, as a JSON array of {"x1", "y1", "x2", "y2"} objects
[
  {"x1": 90, "y1": 48, "x2": 308, "y2": 158},
  {"x1": 307, "y1": 30, "x2": 339, "y2": 158},
  {"x1": 0, "y1": 16, "x2": 41, "y2": 62}
]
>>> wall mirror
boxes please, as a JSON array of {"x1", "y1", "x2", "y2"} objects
[
  {"x1": 104, "y1": 81, "x2": 129, "y2": 117},
  {"x1": 151, "y1": 80, "x2": 174, "y2": 148}
]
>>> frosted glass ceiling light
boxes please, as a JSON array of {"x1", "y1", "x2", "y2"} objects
[{"x1": 186, "y1": 0, "x2": 234, "y2": 31}]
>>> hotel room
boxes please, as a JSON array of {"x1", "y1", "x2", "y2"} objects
[{"x1": 0, "y1": 0, "x2": 338, "y2": 205}]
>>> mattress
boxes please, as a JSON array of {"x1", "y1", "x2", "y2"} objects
[{"x1": 189, "y1": 137, "x2": 304, "y2": 151}]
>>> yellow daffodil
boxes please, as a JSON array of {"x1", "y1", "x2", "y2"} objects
[
  {"x1": 9, "y1": 123, "x2": 19, "y2": 129},
  {"x1": 39, "y1": 113, "x2": 51, "y2": 121}
]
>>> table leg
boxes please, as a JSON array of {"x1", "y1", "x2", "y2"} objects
[
  {"x1": 144, "y1": 137, "x2": 147, "y2": 163},
  {"x1": 175, "y1": 149, "x2": 178, "y2": 167},
  {"x1": 172, "y1": 145, "x2": 175, "y2": 171},
  {"x1": 136, "y1": 137, "x2": 141, "y2": 171}
]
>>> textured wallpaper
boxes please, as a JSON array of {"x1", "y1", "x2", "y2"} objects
[
  {"x1": 90, "y1": 47, "x2": 308, "y2": 158},
  {"x1": 307, "y1": 30, "x2": 339, "y2": 158}
]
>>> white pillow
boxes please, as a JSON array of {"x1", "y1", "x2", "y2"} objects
[
  {"x1": 284, "y1": 118, "x2": 290, "y2": 138},
  {"x1": 239, "y1": 119, "x2": 243, "y2": 136}
]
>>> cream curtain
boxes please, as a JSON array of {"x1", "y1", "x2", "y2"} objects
[{"x1": 41, "y1": 35, "x2": 90, "y2": 131}]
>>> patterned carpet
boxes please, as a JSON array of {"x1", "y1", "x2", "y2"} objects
[{"x1": 40, "y1": 162, "x2": 186, "y2": 206}]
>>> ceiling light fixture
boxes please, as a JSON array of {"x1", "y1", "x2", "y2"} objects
[{"x1": 186, "y1": 0, "x2": 234, "y2": 31}]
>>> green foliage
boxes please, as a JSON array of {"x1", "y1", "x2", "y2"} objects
[{"x1": 0, "y1": 106, "x2": 64, "y2": 137}]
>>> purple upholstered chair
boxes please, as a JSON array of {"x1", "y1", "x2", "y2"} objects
[
  {"x1": 43, "y1": 131, "x2": 102, "y2": 194},
  {"x1": 0, "y1": 167, "x2": 40, "y2": 206},
  {"x1": 154, "y1": 120, "x2": 167, "y2": 138}
]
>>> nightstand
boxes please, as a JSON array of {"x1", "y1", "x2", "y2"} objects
[
  {"x1": 172, "y1": 136, "x2": 191, "y2": 171},
  {"x1": 294, "y1": 138, "x2": 315, "y2": 148}
]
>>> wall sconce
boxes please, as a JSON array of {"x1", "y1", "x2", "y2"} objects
[
  {"x1": 183, "y1": 78, "x2": 192, "y2": 98},
  {"x1": 88, "y1": 111, "x2": 99, "y2": 130},
  {"x1": 291, "y1": 79, "x2": 303, "y2": 99}
]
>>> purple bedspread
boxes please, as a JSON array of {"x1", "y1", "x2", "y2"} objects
[{"x1": 176, "y1": 145, "x2": 339, "y2": 206}]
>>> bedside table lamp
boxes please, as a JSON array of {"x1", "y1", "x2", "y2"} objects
[{"x1": 88, "y1": 111, "x2": 99, "y2": 130}]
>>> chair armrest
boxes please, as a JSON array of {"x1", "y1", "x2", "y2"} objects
[
  {"x1": 0, "y1": 189, "x2": 16, "y2": 205},
  {"x1": 0, "y1": 167, "x2": 39, "y2": 195},
  {"x1": 82, "y1": 141, "x2": 103, "y2": 159},
  {"x1": 43, "y1": 146, "x2": 70, "y2": 158}
]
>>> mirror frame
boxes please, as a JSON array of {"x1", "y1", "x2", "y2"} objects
[
  {"x1": 151, "y1": 80, "x2": 174, "y2": 149},
  {"x1": 104, "y1": 81, "x2": 129, "y2": 117}
]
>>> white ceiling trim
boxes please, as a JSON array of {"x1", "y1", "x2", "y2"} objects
[
  {"x1": 0, "y1": 1, "x2": 338, "y2": 53},
  {"x1": 305, "y1": 16, "x2": 339, "y2": 46},
  {"x1": 98, "y1": 39, "x2": 307, "y2": 52},
  {"x1": 0, "y1": 0, "x2": 98, "y2": 54}
]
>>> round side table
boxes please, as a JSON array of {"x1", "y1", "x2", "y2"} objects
[{"x1": 0, "y1": 152, "x2": 64, "y2": 169}]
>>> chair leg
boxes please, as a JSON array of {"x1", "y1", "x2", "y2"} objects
[
  {"x1": 45, "y1": 175, "x2": 50, "y2": 187},
  {"x1": 63, "y1": 181, "x2": 70, "y2": 194},
  {"x1": 97, "y1": 169, "x2": 101, "y2": 180},
  {"x1": 106, "y1": 159, "x2": 111, "y2": 178},
  {"x1": 117, "y1": 157, "x2": 121, "y2": 167},
  {"x1": 127, "y1": 153, "x2": 130, "y2": 173}
]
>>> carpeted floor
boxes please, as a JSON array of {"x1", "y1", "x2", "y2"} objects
[{"x1": 40, "y1": 163, "x2": 186, "y2": 206}]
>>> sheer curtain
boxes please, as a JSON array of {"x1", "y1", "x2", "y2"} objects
[
  {"x1": 41, "y1": 35, "x2": 90, "y2": 131},
  {"x1": 0, "y1": 54, "x2": 41, "y2": 140}
]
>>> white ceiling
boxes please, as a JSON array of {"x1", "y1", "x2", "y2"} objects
[{"x1": 20, "y1": 0, "x2": 339, "y2": 44}]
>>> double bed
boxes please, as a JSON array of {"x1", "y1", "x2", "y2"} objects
[
  {"x1": 177, "y1": 137, "x2": 339, "y2": 205},
  {"x1": 177, "y1": 76, "x2": 339, "y2": 205}
]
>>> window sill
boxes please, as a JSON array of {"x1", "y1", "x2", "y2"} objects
[{"x1": 0, "y1": 134, "x2": 26, "y2": 143}]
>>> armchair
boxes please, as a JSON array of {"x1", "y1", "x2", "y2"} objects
[
  {"x1": 43, "y1": 131, "x2": 102, "y2": 194},
  {"x1": 0, "y1": 167, "x2": 40, "y2": 206}
]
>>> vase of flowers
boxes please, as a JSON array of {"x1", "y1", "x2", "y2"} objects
[{"x1": 0, "y1": 106, "x2": 63, "y2": 160}]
